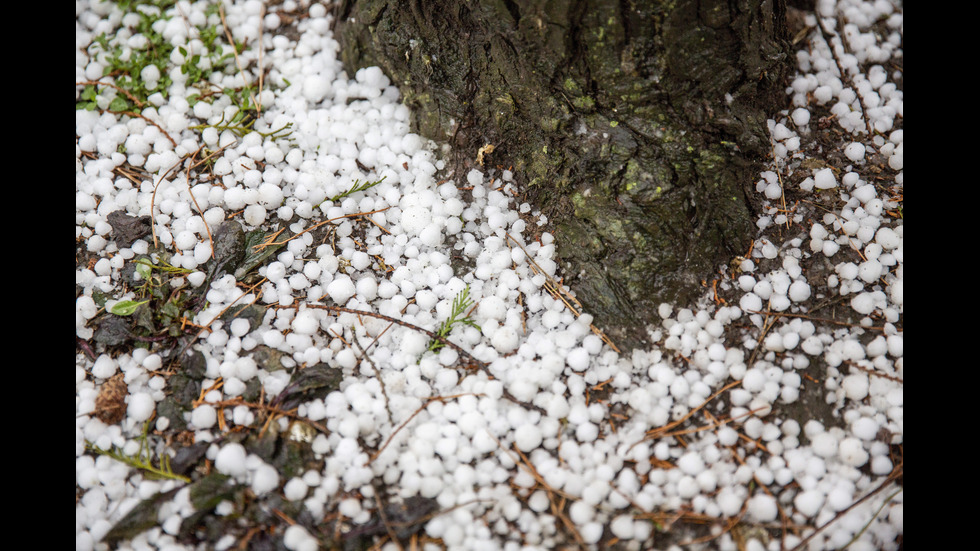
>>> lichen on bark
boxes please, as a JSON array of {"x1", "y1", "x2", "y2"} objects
[{"x1": 333, "y1": 0, "x2": 791, "y2": 349}]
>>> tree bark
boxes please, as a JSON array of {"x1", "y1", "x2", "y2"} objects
[{"x1": 333, "y1": 0, "x2": 792, "y2": 349}]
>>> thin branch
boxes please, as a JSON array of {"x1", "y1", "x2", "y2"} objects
[
  {"x1": 151, "y1": 161, "x2": 190, "y2": 248},
  {"x1": 256, "y1": 208, "x2": 392, "y2": 250},
  {"x1": 183, "y1": 145, "x2": 215, "y2": 259},
  {"x1": 367, "y1": 394, "x2": 481, "y2": 465},
  {"x1": 288, "y1": 303, "x2": 488, "y2": 371},
  {"x1": 199, "y1": 396, "x2": 329, "y2": 436},
  {"x1": 789, "y1": 466, "x2": 903, "y2": 551},
  {"x1": 628, "y1": 380, "x2": 741, "y2": 453},
  {"x1": 815, "y1": 17, "x2": 874, "y2": 136},
  {"x1": 505, "y1": 233, "x2": 619, "y2": 353},
  {"x1": 219, "y1": 4, "x2": 259, "y2": 116},
  {"x1": 150, "y1": 144, "x2": 233, "y2": 249},
  {"x1": 350, "y1": 333, "x2": 392, "y2": 419},
  {"x1": 170, "y1": 277, "x2": 267, "y2": 366},
  {"x1": 370, "y1": 483, "x2": 405, "y2": 551},
  {"x1": 76, "y1": 79, "x2": 146, "y2": 108},
  {"x1": 491, "y1": 433, "x2": 587, "y2": 549},
  {"x1": 745, "y1": 309, "x2": 889, "y2": 332}
]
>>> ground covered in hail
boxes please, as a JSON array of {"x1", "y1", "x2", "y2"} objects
[{"x1": 76, "y1": 1, "x2": 903, "y2": 550}]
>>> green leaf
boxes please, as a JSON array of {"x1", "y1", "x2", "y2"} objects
[
  {"x1": 110, "y1": 299, "x2": 149, "y2": 316},
  {"x1": 188, "y1": 473, "x2": 237, "y2": 511},
  {"x1": 101, "y1": 487, "x2": 182, "y2": 547}
]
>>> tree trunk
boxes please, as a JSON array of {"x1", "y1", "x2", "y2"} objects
[{"x1": 333, "y1": 0, "x2": 792, "y2": 349}]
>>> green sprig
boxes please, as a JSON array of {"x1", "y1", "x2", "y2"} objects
[
  {"x1": 134, "y1": 257, "x2": 192, "y2": 275},
  {"x1": 428, "y1": 286, "x2": 481, "y2": 353},
  {"x1": 87, "y1": 419, "x2": 190, "y2": 483},
  {"x1": 322, "y1": 176, "x2": 387, "y2": 206}
]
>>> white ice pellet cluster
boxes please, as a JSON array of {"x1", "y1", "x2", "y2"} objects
[{"x1": 76, "y1": 0, "x2": 902, "y2": 550}]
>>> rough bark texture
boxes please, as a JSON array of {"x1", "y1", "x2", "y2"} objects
[{"x1": 333, "y1": 0, "x2": 791, "y2": 350}]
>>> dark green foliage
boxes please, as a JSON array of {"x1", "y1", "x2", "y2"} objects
[{"x1": 100, "y1": 486, "x2": 183, "y2": 547}]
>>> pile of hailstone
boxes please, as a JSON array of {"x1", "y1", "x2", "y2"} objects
[{"x1": 76, "y1": 1, "x2": 903, "y2": 550}]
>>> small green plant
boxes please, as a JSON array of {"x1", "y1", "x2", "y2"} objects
[
  {"x1": 428, "y1": 286, "x2": 481, "y2": 353},
  {"x1": 178, "y1": 3, "x2": 235, "y2": 86},
  {"x1": 79, "y1": 3, "x2": 177, "y2": 112},
  {"x1": 77, "y1": 0, "x2": 254, "y2": 120},
  {"x1": 87, "y1": 419, "x2": 191, "y2": 483},
  {"x1": 131, "y1": 256, "x2": 191, "y2": 299},
  {"x1": 190, "y1": 108, "x2": 293, "y2": 140},
  {"x1": 106, "y1": 255, "x2": 197, "y2": 340},
  {"x1": 322, "y1": 176, "x2": 387, "y2": 206},
  {"x1": 108, "y1": 256, "x2": 187, "y2": 316}
]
